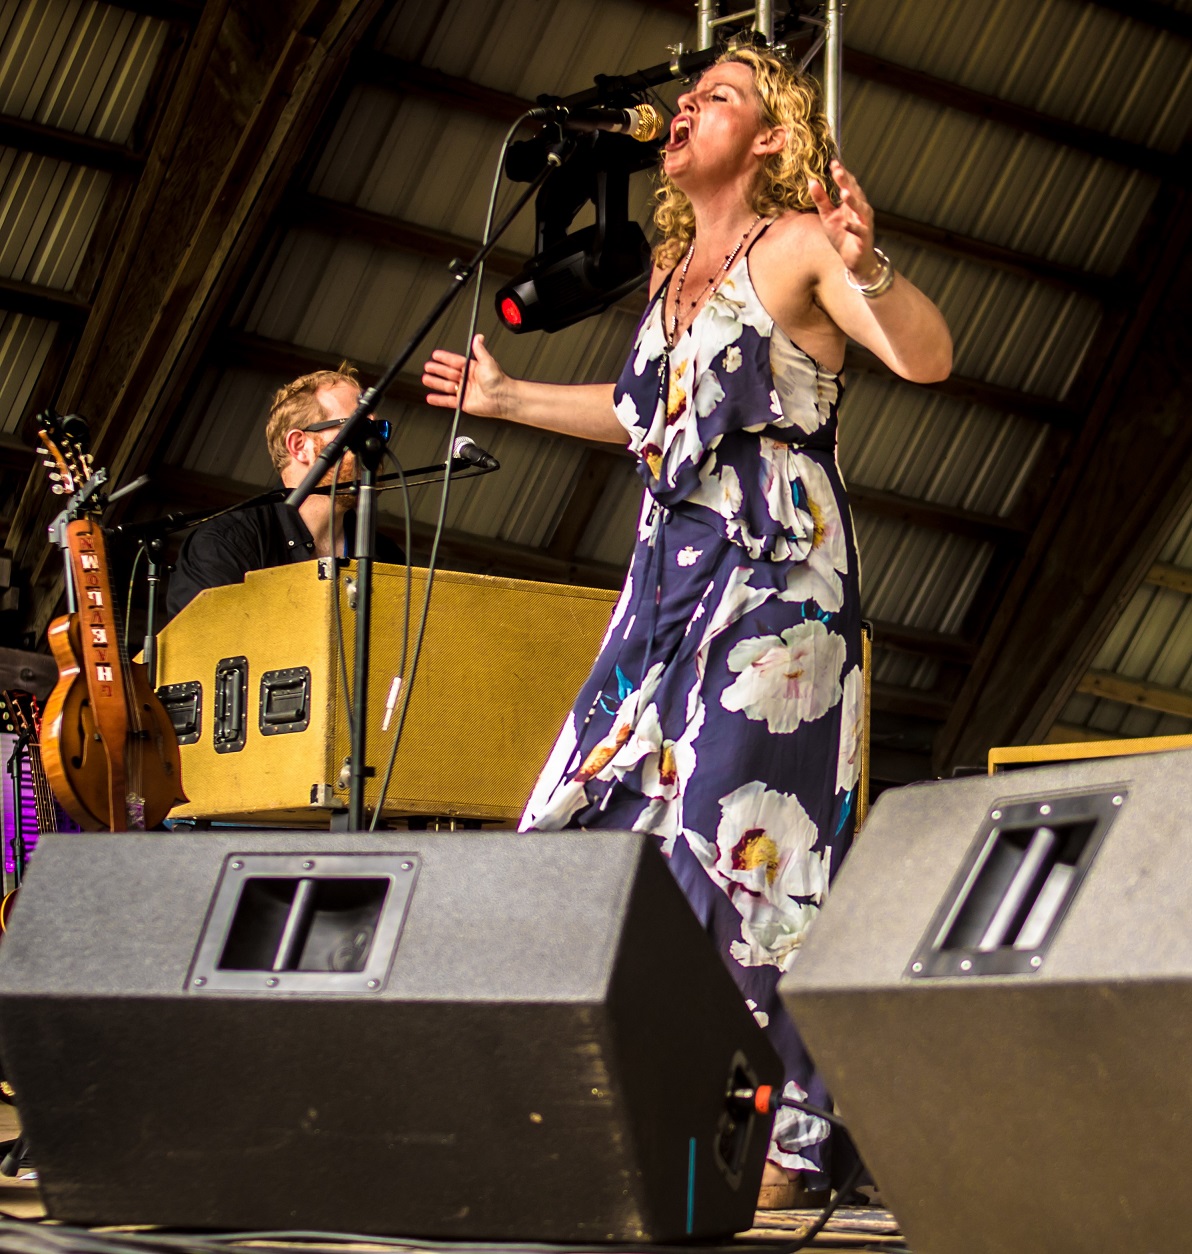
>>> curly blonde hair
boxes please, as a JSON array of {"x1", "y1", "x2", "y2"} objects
[{"x1": 653, "y1": 46, "x2": 838, "y2": 268}]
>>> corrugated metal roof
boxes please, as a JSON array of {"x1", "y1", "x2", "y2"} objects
[
  {"x1": 0, "y1": 310, "x2": 55, "y2": 437},
  {"x1": 1053, "y1": 508, "x2": 1192, "y2": 739},
  {"x1": 0, "y1": 0, "x2": 167, "y2": 143},
  {"x1": 839, "y1": 376, "x2": 1049, "y2": 516},
  {"x1": 0, "y1": 149, "x2": 110, "y2": 288},
  {"x1": 853, "y1": 513, "x2": 994, "y2": 630},
  {"x1": 376, "y1": 0, "x2": 690, "y2": 100},
  {"x1": 846, "y1": 81, "x2": 1161, "y2": 276},
  {"x1": 845, "y1": 0, "x2": 1192, "y2": 151}
]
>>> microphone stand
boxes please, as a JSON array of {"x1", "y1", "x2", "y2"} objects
[{"x1": 287, "y1": 135, "x2": 574, "y2": 831}]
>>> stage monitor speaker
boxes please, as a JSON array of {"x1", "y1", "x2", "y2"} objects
[
  {"x1": 782, "y1": 749, "x2": 1192, "y2": 1254},
  {"x1": 0, "y1": 830, "x2": 779, "y2": 1241}
]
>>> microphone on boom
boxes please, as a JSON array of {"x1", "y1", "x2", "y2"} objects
[
  {"x1": 451, "y1": 436, "x2": 500, "y2": 471},
  {"x1": 530, "y1": 102, "x2": 664, "y2": 143}
]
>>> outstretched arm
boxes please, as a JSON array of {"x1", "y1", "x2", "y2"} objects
[
  {"x1": 423, "y1": 334, "x2": 625, "y2": 443},
  {"x1": 809, "y1": 159, "x2": 952, "y2": 384}
]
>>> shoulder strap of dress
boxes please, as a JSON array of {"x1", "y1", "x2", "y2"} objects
[{"x1": 744, "y1": 217, "x2": 776, "y2": 258}]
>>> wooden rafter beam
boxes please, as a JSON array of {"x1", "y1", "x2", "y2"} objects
[
  {"x1": 355, "y1": 51, "x2": 529, "y2": 123},
  {"x1": 292, "y1": 194, "x2": 525, "y2": 277},
  {"x1": 1144, "y1": 561, "x2": 1192, "y2": 596},
  {"x1": 1045, "y1": 722, "x2": 1114, "y2": 744},
  {"x1": 1076, "y1": 671, "x2": 1192, "y2": 721},
  {"x1": 0, "y1": 115, "x2": 144, "y2": 173},
  {"x1": 546, "y1": 449, "x2": 626, "y2": 561},
  {"x1": 871, "y1": 681, "x2": 951, "y2": 723},
  {"x1": 0, "y1": 277, "x2": 90, "y2": 325},
  {"x1": 0, "y1": 436, "x2": 36, "y2": 477},
  {"x1": 869, "y1": 619, "x2": 977, "y2": 665},
  {"x1": 879, "y1": 211, "x2": 1121, "y2": 302},
  {"x1": 849, "y1": 483, "x2": 1025, "y2": 546}
]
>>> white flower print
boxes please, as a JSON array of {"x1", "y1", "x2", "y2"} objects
[
  {"x1": 632, "y1": 308, "x2": 668, "y2": 377},
  {"x1": 520, "y1": 712, "x2": 583, "y2": 830},
  {"x1": 710, "y1": 780, "x2": 824, "y2": 900},
  {"x1": 746, "y1": 998, "x2": 770, "y2": 1028},
  {"x1": 687, "y1": 457, "x2": 742, "y2": 523},
  {"x1": 758, "y1": 439, "x2": 814, "y2": 560},
  {"x1": 677, "y1": 546, "x2": 702, "y2": 567},
  {"x1": 724, "y1": 345, "x2": 743, "y2": 373},
  {"x1": 721, "y1": 620, "x2": 846, "y2": 733},
  {"x1": 613, "y1": 389, "x2": 643, "y2": 439},
  {"x1": 694, "y1": 566, "x2": 776, "y2": 675},
  {"x1": 779, "y1": 455, "x2": 849, "y2": 612},
  {"x1": 693, "y1": 370, "x2": 725, "y2": 419},
  {"x1": 706, "y1": 780, "x2": 827, "y2": 968},
  {"x1": 836, "y1": 664, "x2": 863, "y2": 794},
  {"x1": 770, "y1": 335, "x2": 835, "y2": 436},
  {"x1": 769, "y1": 1080, "x2": 831, "y2": 1168}
]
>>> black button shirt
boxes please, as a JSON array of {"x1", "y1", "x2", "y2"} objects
[{"x1": 165, "y1": 501, "x2": 401, "y2": 621}]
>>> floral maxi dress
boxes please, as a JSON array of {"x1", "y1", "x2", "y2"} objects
[{"x1": 521, "y1": 238, "x2": 862, "y2": 1183}]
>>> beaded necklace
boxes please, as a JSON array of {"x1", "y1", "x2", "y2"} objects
[{"x1": 664, "y1": 213, "x2": 764, "y2": 350}]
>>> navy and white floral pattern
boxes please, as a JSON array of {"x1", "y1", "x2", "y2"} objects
[{"x1": 522, "y1": 243, "x2": 861, "y2": 1184}]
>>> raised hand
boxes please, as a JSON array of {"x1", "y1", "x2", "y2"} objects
[
  {"x1": 809, "y1": 158, "x2": 880, "y2": 283},
  {"x1": 423, "y1": 333, "x2": 510, "y2": 420}
]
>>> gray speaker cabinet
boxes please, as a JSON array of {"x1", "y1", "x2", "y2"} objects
[
  {"x1": 783, "y1": 749, "x2": 1192, "y2": 1254},
  {"x1": 0, "y1": 830, "x2": 779, "y2": 1241}
]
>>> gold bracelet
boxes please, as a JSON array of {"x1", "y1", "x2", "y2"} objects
[{"x1": 845, "y1": 247, "x2": 895, "y2": 298}]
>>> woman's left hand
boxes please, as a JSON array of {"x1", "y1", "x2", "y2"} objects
[{"x1": 809, "y1": 158, "x2": 881, "y2": 285}]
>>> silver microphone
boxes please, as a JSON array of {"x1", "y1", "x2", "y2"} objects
[{"x1": 452, "y1": 436, "x2": 500, "y2": 471}]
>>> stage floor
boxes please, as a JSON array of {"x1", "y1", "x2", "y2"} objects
[{"x1": 0, "y1": 1104, "x2": 904, "y2": 1250}]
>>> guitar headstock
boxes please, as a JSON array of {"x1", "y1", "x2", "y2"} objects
[
  {"x1": 0, "y1": 690, "x2": 38, "y2": 742},
  {"x1": 36, "y1": 410, "x2": 102, "y2": 514}
]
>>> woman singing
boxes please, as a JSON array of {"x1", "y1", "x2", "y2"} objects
[{"x1": 425, "y1": 46, "x2": 952, "y2": 1205}]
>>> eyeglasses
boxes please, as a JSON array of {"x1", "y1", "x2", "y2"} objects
[{"x1": 303, "y1": 417, "x2": 392, "y2": 441}]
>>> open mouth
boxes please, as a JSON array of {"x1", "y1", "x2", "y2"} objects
[{"x1": 667, "y1": 115, "x2": 692, "y2": 150}]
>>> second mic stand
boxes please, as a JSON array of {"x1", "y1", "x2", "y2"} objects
[{"x1": 287, "y1": 133, "x2": 575, "y2": 831}]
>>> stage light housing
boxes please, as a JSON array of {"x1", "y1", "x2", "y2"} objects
[
  {"x1": 495, "y1": 221, "x2": 650, "y2": 334},
  {"x1": 496, "y1": 125, "x2": 658, "y2": 334}
]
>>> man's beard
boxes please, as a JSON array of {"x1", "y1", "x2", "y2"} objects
[{"x1": 318, "y1": 451, "x2": 357, "y2": 497}]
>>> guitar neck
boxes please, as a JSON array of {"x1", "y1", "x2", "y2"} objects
[{"x1": 25, "y1": 742, "x2": 57, "y2": 837}]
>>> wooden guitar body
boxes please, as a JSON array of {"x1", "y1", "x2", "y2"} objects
[
  {"x1": 42, "y1": 612, "x2": 184, "y2": 831},
  {"x1": 36, "y1": 413, "x2": 187, "y2": 830}
]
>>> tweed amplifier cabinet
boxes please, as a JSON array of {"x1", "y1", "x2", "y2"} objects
[
  {"x1": 154, "y1": 562, "x2": 617, "y2": 825},
  {"x1": 781, "y1": 748, "x2": 1192, "y2": 1254},
  {"x1": 0, "y1": 829, "x2": 778, "y2": 1240}
]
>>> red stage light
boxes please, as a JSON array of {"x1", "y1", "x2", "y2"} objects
[{"x1": 499, "y1": 297, "x2": 523, "y2": 327}]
